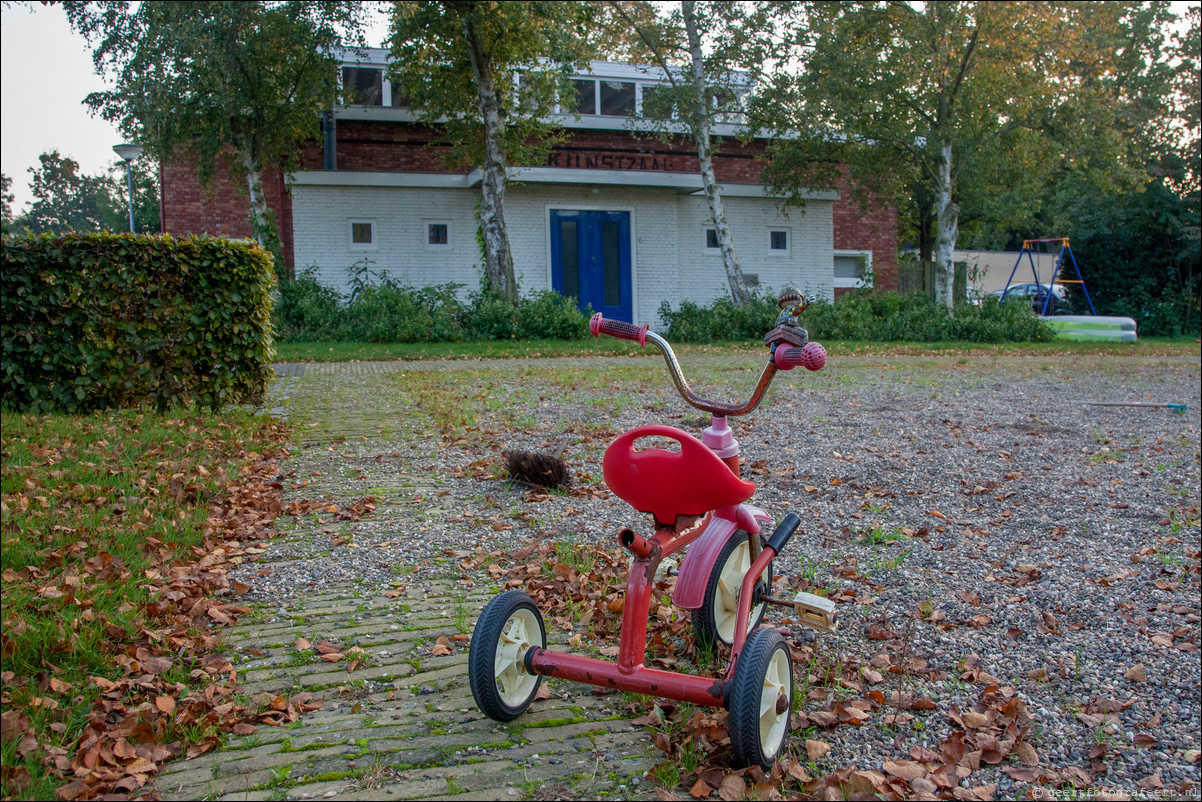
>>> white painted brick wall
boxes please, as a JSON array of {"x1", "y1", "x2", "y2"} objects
[{"x1": 291, "y1": 183, "x2": 834, "y2": 325}]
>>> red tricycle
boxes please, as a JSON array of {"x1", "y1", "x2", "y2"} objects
[{"x1": 468, "y1": 290, "x2": 838, "y2": 770}]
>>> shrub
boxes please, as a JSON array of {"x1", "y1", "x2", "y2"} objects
[
  {"x1": 660, "y1": 289, "x2": 1053, "y2": 343},
  {"x1": 516, "y1": 290, "x2": 591, "y2": 340},
  {"x1": 802, "y1": 291, "x2": 1053, "y2": 342},
  {"x1": 464, "y1": 290, "x2": 518, "y2": 340},
  {"x1": 272, "y1": 276, "x2": 594, "y2": 343},
  {"x1": 658, "y1": 294, "x2": 780, "y2": 343},
  {"x1": 274, "y1": 269, "x2": 341, "y2": 342},
  {"x1": 2, "y1": 233, "x2": 275, "y2": 412}
]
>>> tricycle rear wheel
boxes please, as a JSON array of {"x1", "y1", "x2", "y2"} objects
[{"x1": 468, "y1": 590, "x2": 546, "y2": 721}]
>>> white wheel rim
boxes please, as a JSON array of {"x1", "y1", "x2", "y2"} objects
[
  {"x1": 758, "y1": 648, "x2": 791, "y2": 759},
  {"x1": 714, "y1": 540, "x2": 769, "y2": 643},
  {"x1": 493, "y1": 608, "x2": 543, "y2": 707}
]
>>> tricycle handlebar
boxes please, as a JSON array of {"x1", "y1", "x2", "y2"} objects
[{"x1": 590, "y1": 313, "x2": 813, "y2": 417}]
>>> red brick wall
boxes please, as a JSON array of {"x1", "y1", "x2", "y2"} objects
[
  {"x1": 160, "y1": 155, "x2": 294, "y2": 273},
  {"x1": 161, "y1": 121, "x2": 895, "y2": 286},
  {"x1": 832, "y1": 168, "x2": 898, "y2": 295}
]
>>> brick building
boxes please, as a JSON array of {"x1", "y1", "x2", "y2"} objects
[{"x1": 161, "y1": 54, "x2": 897, "y2": 325}]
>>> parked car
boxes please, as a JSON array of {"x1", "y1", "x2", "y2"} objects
[{"x1": 986, "y1": 282, "x2": 1068, "y2": 313}]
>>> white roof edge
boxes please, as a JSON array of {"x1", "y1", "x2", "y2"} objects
[
  {"x1": 330, "y1": 105, "x2": 769, "y2": 138},
  {"x1": 290, "y1": 168, "x2": 838, "y2": 200}
]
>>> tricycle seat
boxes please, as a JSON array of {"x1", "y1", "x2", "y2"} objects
[{"x1": 602, "y1": 425, "x2": 755, "y2": 526}]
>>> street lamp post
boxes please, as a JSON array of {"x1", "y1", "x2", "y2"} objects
[{"x1": 112, "y1": 143, "x2": 143, "y2": 233}]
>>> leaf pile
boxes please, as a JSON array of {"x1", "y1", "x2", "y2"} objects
[{"x1": 0, "y1": 410, "x2": 311, "y2": 800}]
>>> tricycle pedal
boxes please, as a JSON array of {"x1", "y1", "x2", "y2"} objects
[{"x1": 792, "y1": 591, "x2": 838, "y2": 633}]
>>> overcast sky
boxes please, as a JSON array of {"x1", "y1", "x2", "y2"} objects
[{"x1": 0, "y1": 3, "x2": 391, "y2": 213}]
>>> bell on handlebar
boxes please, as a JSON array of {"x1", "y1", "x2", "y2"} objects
[{"x1": 766, "y1": 287, "x2": 816, "y2": 349}]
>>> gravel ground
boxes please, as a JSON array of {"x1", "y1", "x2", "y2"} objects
[{"x1": 239, "y1": 352, "x2": 1201, "y2": 799}]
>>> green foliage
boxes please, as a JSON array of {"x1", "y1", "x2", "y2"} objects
[
  {"x1": 389, "y1": 1, "x2": 592, "y2": 170},
  {"x1": 514, "y1": 290, "x2": 591, "y2": 340},
  {"x1": 800, "y1": 292, "x2": 1053, "y2": 344},
  {"x1": 272, "y1": 272, "x2": 590, "y2": 344},
  {"x1": 66, "y1": 1, "x2": 368, "y2": 261},
  {"x1": 657, "y1": 294, "x2": 779, "y2": 343},
  {"x1": 0, "y1": 174, "x2": 13, "y2": 233},
  {"x1": 660, "y1": 291, "x2": 1053, "y2": 344},
  {"x1": 1044, "y1": 178, "x2": 1200, "y2": 336},
  {"x1": 761, "y1": 2, "x2": 1175, "y2": 304},
  {"x1": 5, "y1": 151, "x2": 160, "y2": 236},
  {"x1": 2, "y1": 233, "x2": 275, "y2": 412}
]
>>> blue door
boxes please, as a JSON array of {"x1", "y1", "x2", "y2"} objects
[{"x1": 550, "y1": 210, "x2": 632, "y2": 322}]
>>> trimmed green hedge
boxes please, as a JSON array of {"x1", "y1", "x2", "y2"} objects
[
  {"x1": 2, "y1": 233, "x2": 275, "y2": 412},
  {"x1": 660, "y1": 290, "x2": 1054, "y2": 343}
]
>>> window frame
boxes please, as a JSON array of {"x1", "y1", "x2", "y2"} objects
[
  {"x1": 704, "y1": 228, "x2": 721, "y2": 253},
  {"x1": 767, "y1": 229, "x2": 791, "y2": 257},
  {"x1": 341, "y1": 66, "x2": 384, "y2": 107},
  {"x1": 833, "y1": 249, "x2": 873, "y2": 288},
  {"x1": 425, "y1": 220, "x2": 452, "y2": 250},
  {"x1": 348, "y1": 219, "x2": 377, "y2": 251}
]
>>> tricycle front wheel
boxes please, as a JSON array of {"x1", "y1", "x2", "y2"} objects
[
  {"x1": 692, "y1": 532, "x2": 772, "y2": 649},
  {"x1": 468, "y1": 590, "x2": 547, "y2": 721},
  {"x1": 728, "y1": 628, "x2": 793, "y2": 770}
]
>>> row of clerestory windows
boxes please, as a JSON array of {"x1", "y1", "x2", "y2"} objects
[{"x1": 340, "y1": 66, "x2": 743, "y2": 121}]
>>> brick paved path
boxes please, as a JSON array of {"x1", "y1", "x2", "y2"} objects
[
  {"x1": 158, "y1": 580, "x2": 655, "y2": 801},
  {"x1": 157, "y1": 361, "x2": 658, "y2": 801}
]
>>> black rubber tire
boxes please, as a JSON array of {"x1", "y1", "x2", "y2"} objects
[
  {"x1": 692, "y1": 531, "x2": 773, "y2": 649},
  {"x1": 728, "y1": 628, "x2": 793, "y2": 770},
  {"x1": 468, "y1": 590, "x2": 546, "y2": 722}
]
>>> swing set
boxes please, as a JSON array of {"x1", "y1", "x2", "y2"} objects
[{"x1": 1002, "y1": 237, "x2": 1097, "y2": 316}]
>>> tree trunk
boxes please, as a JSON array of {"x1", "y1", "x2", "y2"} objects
[
  {"x1": 239, "y1": 147, "x2": 284, "y2": 276},
  {"x1": 683, "y1": 0, "x2": 749, "y2": 307},
  {"x1": 913, "y1": 179, "x2": 935, "y2": 263},
  {"x1": 934, "y1": 142, "x2": 958, "y2": 311},
  {"x1": 463, "y1": 16, "x2": 518, "y2": 304}
]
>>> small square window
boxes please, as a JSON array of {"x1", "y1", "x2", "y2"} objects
[
  {"x1": 770, "y1": 231, "x2": 788, "y2": 251},
  {"x1": 427, "y1": 223, "x2": 449, "y2": 246},
  {"x1": 705, "y1": 229, "x2": 719, "y2": 249},
  {"x1": 348, "y1": 219, "x2": 377, "y2": 250}
]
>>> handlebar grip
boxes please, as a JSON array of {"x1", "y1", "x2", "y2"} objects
[
  {"x1": 589, "y1": 313, "x2": 649, "y2": 347},
  {"x1": 774, "y1": 342, "x2": 826, "y2": 371},
  {"x1": 765, "y1": 512, "x2": 801, "y2": 555}
]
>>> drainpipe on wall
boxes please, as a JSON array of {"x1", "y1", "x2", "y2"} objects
[{"x1": 321, "y1": 110, "x2": 336, "y2": 170}]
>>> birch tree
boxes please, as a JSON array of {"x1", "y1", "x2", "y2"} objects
[
  {"x1": 763, "y1": 1, "x2": 1173, "y2": 310},
  {"x1": 604, "y1": 0, "x2": 783, "y2": 306},
  {"x1": 65, "y1": 1, "x2": 367, "y2": 274},
  {"x1": 389, "y1": 1, "x2": 593, "y2": 304}
]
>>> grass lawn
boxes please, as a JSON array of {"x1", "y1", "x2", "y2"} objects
[
  {"x1": 273, "y1": 335, "x2": 1201, "y2": 363},
  {"x1": 0, "y1": 408, "x2": 289, "y2": 800}
]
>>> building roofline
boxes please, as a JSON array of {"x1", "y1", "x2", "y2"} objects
[{"x1": 288, "y1": 168, "x2": 838, "y2": 200}]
